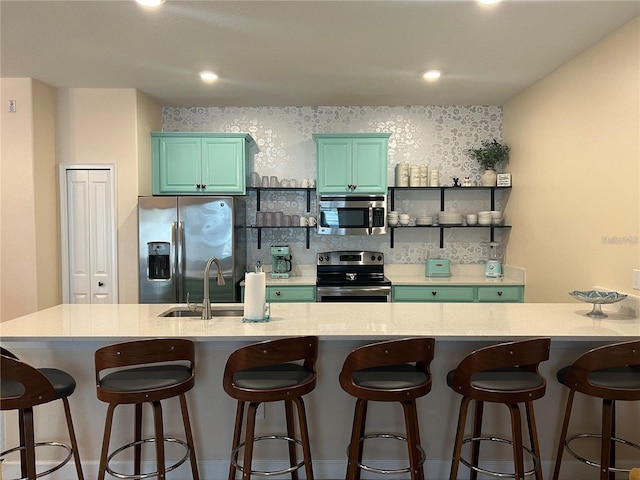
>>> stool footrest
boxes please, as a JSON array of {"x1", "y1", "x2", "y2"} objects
[
  {"x1": 350, "y1": 433, "x2": 426, "y2": 475},
  {"x1": 0, "y1": 442, "x2": 73, "y2": 480},
  {"x1": 565, "y1": 433, "x2": 640, "y2": 474},
  {"x1": 106, "y1": 437, "x2": 190, "y2": 480},
  {"x1": 231, "y1": 435, "x2": 306, "y2": 477},
  {"x1": 460, "y1": 436, "x2": 539, "y2": 478}
]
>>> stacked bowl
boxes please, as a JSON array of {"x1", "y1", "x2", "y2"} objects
[
  {"x1": 437, "y1": 212, "x2": 463, "y2": 225},
  {"x1": 387, "y1": 211, "x2": 399, "y2": 226},
  {"x1": 415, "y1": 216, "x2": 434, "y2": 226},
  {"x1": 477, "y1": 211, "x2": 492, "y2": 225}
]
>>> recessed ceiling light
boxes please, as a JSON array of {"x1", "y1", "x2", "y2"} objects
[
  {"x1": 199, "y1": 71, "x2": 219, "y2": 83},
  {"x1": 422, "y1": 70, "x2": 442, "y2": 81},
  {"x1": 136, "y1": 0, "x2": 165, "y2": 6}
]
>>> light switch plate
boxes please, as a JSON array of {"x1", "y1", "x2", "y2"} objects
[{"x1": 633, "y1": 269, "x2": 640, "y2": 290}]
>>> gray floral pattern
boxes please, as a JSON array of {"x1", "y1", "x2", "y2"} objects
[{"x1": 163, "y1": 105, "x2": 504, "y2": 266}]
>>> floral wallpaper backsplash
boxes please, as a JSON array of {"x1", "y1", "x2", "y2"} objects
[{"x1": 163, "y1": 105, "x2": 506, "y2": 266}]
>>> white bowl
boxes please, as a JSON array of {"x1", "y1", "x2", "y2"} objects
[
  {"x1": 399, "y1": 219, "x2": 410, "y2": 226},
  {"x1": 478, "y1": 218, "x2": 492, "y2": 225},
  {"x1": 490, "y1": 211, "x2": 503, "y2": 219}
]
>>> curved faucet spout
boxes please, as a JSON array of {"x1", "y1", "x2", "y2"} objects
[{"x1": 203, "y1": 256, "x2": 225, "y2": 320}]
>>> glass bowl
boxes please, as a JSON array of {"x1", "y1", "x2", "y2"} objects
[{"x1": 569, "y1": 290, "x2": 628, "y2": 318}]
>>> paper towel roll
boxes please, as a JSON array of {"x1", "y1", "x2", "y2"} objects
[{"x1": 244, "y1": 272, "x2": 266, "y2": 320}]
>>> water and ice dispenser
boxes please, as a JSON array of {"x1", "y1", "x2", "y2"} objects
[{"x1": 147, "y1": 242, "x2": 171, "y2": 280}]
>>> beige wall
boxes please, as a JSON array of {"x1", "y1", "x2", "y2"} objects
[
  {"x1": 504, "y1": 17, "x2": 640, "y2": 302},
  {"x1": 1, "y1": 78, "x2": 58, "y2": 321},
  {"x1": 55, "y1": 88, "x2": 161, "y2": 304}
]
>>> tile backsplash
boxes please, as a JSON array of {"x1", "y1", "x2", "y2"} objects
[{"x1": 162, "y1": 105, "x2": 506, "y2": 266}]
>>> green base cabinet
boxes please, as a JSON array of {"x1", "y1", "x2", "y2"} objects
[
  {"x1": 393, "y1": 285, "x2": 523, "y2": 303},
  {"x1": 152, "y1": 132, "x2": 252, "y2": 195},
  {"x1": 313, "y1": 133, "x2": 390, "y2": 195},
  {"x1": 241, "y1": 285, "x2": 316, "y2": 303}
]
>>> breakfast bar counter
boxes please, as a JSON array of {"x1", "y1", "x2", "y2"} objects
[
  {"x1": 1, "y1": 302, "x2": 638, "y2": 342},
  {"x1": 1, "y1": 302, "x2": 638, "y2": 479}
]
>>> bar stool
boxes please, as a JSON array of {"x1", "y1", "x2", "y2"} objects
[
  {"x1": 223, "y1": 336, "x2": 318, "y2": 480},
  {"x1": 447, "y1": 338, "x2": 550, "y2": 480},
  {"x1": 0, "y1": 347, "x2": 84, "y2": 480},
  {"x1": 552, "y1": 339, "x2": 640, "y2": 480},
  {"x1": 339, "y1": 337, "x2": 435, "y2": 480},
  {"x1": 94, "y1": 338, "x2": 199, "y2": 480}
]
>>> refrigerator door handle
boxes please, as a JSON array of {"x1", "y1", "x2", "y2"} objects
[{"x1": 175, "y1": 221, "x2": 185, "y2": 301}]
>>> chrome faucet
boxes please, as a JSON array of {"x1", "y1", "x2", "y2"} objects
[{"x1": 202, "y1": 256, "x2": 225, "y2": 320}]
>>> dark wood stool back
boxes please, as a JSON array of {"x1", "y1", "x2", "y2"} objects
[
  {"x1": 448, "y1": 337, "x2": 551, "y2": 480},
  {"x1": 94, "y1": 338, "x2": 199, "y2": 480},
  {"x1": 552, "y1": 339, "x2": 640, "y2": 480},
  {"x1": 224, "y1": 336, "x2": 318, "y2": 480},
  {"x1": 340, "y1": 337, "x2": 435, "y2": 480},
  {"x1": 1, "y1": 348, "x2": 84, "y2": 480}
]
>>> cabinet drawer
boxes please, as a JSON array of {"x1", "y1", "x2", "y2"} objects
[
  {"x1": 477, "y1": 286, "x2": 523, "y2": 303},
  {"x1": 267, "y1": 286, "x2": 316, "y2": 303},
  {"x1": 393, "y1": 286, "x2": 475, "y2": 302}
]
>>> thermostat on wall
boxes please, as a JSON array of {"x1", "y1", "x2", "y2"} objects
[{"x1": 497, "y1": 173, "x2": 512, "y2": 187}]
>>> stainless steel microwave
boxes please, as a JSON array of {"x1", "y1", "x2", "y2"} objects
[{"x1": 317, "y1": 195, "x2": 387, "y2": 235}]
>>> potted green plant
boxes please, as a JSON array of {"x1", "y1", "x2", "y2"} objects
[{"x1": 467, "y1": 139, "x2": 510, "y2": 186}]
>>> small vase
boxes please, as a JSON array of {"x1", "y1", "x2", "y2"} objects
[{"x1": 481, "y1": 169, "x2": 497, "y2": 187}]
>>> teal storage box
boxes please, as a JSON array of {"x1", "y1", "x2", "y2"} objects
[{"x1": 425, "y1": 259, "x2": 451, "y2": 277}]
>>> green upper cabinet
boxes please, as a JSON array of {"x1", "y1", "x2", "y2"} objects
[
  {"x1": 313, "y1": 133, "x2": 390, "y2": 195},
  {"x1": 152, "y1": 132, "x2": 252, "y2": 195}
]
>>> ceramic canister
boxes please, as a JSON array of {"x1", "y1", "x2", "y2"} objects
[{"x1": 395, "y1": 162, "x2": 410, "y2": 187}]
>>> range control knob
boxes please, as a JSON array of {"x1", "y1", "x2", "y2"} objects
[
  {"x1": 371, "y1": 255, "x2": 376, "y2": 261},
  {"x1": 377, "y1": 255, "x2": 382, "y2": 261}
]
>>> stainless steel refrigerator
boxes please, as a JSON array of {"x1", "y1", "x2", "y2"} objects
[{"x1": 138, "y1": 196, "x2": 246, "y2": 303}]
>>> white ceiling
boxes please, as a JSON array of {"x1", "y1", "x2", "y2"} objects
[{"x1": 2, "y1": 0, "x2": 639, "y2": 107}]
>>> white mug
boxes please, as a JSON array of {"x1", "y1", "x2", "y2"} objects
[
  {"x1": 301, "y1": 179, "x2": 310, "y2": 188},
  {"x1": 466, "y1": 214, "x2": 478, "y2": 226},
  {"x1": 299, "y1": 217, "x2": 309, "y2": 226},
  {"x1": 307, "y1": 216, "x2": 317, "y2": 226}
]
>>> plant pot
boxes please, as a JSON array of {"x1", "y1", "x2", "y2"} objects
[{"x1": 481, "y1": 169, "x2": 497, "y2": 187}]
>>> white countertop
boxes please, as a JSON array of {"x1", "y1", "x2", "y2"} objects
[{"x1": 1, "y1": 302, "x2": 637, "y2": 343}]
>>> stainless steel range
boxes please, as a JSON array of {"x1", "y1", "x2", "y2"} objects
[{"x1": 316, "y1": 251, "x2": 391, "y2": 302}]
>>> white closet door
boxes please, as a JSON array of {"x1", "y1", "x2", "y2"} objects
[{"x1": 64, "y1": 167, "x2": 116, "y2": 303}]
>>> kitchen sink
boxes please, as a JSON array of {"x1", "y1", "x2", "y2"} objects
[{"x1": 159, "y1": 305, "x2": 244, "y2": 318}]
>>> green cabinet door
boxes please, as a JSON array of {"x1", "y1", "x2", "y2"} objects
[
  {"x1": 267, "y1": 285, "x2": 316, "y2": 303},
  {"x1": 314, "y1": 133, "x2": 390, "y2": 195},
  {"x1": 202, "y1": 137, "x2": 246, "y2": 194},
  {"x1": 152, "y1": 133, "x2": 251, "y2": 195},
  {"x1": 154, "y1": 136, "x2": 202, "y2": 194}
]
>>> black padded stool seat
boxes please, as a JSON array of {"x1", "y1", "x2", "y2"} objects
[
  {"x1": 224, "y1": 336, "x2": 318, "y2": 480},
  {"x1": 94, "y1": 338, "x2": 199, "y2": 480},
  {"x1": 552, "y1": 339, "x2": 640, "y2": 480},
  {"x1": 0, "y1": 348, "x2": 84, "y2": 480},
  {"x1": 339, "y1": 338, "x2": 435, "y2": 480},
  {"x1": 447, "y1": 338, "x2": 550, "y2": 480}
]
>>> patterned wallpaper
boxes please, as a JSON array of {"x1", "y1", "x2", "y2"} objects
[{"x1": 162, "y1": 105, "x2": 506, "y2": 266}]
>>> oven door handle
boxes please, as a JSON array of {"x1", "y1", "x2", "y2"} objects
[
  {"x1": 368, "y1": 206, "x2": 373, "y2": 235},
  {"x1": 316, "y1": 286, "x2": 391, "y2": 296}
]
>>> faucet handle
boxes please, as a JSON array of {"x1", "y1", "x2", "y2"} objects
[{"x1": 186, "y1": 292, "x2": 199, "y2": 312}]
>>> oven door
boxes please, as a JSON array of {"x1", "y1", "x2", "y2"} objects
[{"x1": 316, "y1": 285, "x2": 391, "y2": 302}]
